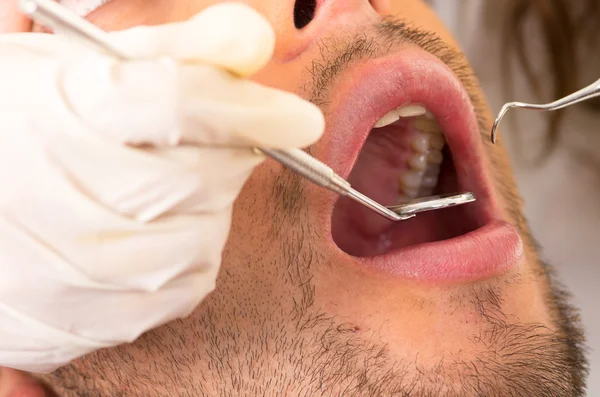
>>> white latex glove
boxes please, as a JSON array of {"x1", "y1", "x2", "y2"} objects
[{"x1": 0, "y1": 3, "x2": 324, "y2": 373}]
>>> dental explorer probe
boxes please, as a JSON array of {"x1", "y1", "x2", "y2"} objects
[
  {"x1": 20, "y1": 0, "x2": 477, "y2": 222},
  {"x1": 491, "y1": 77, "x2": 600, "y2": 143}
]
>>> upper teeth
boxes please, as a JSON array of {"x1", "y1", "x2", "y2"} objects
[
  {"x1": 370, "y1": 104, "x2": 447, "y2": 203},
  {"x1": 373, "y1": 104, "x2": 427, "y2": 128},
  {"x1": 397, "y1": 105, "x2": 428, "y2": 118}
]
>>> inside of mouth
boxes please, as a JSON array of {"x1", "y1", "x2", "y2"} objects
[{"x1": 331, "y1": 105, "x2": 481, "y2": 257}]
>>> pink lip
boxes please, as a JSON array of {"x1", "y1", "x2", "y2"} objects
[{"x1": 313, "y1": 46, "x2": 523, "y2": 282}]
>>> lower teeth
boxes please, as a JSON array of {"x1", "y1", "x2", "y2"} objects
[{"x1": 398, "y1": 115, "x2": 445, "y2": 203}]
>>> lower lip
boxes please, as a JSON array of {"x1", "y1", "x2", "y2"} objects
[{"x1": 350, "y1": 220, "x2": 523, "y2": 282}]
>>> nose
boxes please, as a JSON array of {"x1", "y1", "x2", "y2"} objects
[
  {"x1": 293, "y1": 0, "x2": 389, "y2": 29},
  {"x1": 267, "y1": 0, "x2": 391, "y2": 61}
]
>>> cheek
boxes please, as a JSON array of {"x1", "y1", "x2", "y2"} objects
[
  {"x1": 234, "y1": 161, "x2": 280, "y2": 217},
  {"x1": 88, "y1": 0, "x2": 254, "y2": 29},
  {"x1": 389, "y1": 0, "x2": 462, "y2": 52},
  {"x1": 251, "y1": 60, "x2": 308, "y2": 94},
  {"x1": 87, "y1": 0, "x2": 179, "y2": 29}
]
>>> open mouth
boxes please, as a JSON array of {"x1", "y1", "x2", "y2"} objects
[
  {"x1": 332, "y1": 105, "x2": 479, "y2": 256},
  {"x1": 324, "y1": 48, "x2": 522, "y2": 282}
]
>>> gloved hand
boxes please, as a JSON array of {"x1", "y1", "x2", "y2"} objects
[{"x1": 0, "y1": 3, "x2": 324, "y2": 373}]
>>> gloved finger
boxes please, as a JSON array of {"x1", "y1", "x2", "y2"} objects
[
  {"x1": 32, "y1": 120, "x2": 262, "y2": 221},
  {"x1": 106, "y1": 2, "x2": 275, "y2": 77},
  {"x1": 0, "y1": 208, "x2": 227, "y2": 371},
  {"x1": 0, "y1": 33, "x2": 95, "y2": 58},
  {"x1": 179, "y1": 65, "x2": 326, "y2": 149},
  {"x1": 62, "y1": 59, "x2": 325, "y2": 149},
  {"x1": 17, "y1": 54, "x2": 264, "y2": 221}
]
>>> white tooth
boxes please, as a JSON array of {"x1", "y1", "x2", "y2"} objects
[
  {"x1": 409, "y1": 153, "x2": 427, "y2": 170},
  {"x1": 413, "y1": 118, "x2": 443, "y2": 135},
  {"x1": 422, "y1": 175, "x2": 438, "y2": 189},
  {"x1": 430, "y1": 134, "x2": 446, "y2": 150},
  {"x1": 427, "y1": 150, "x2": 443, "y2": 165},
  {"x1": 411, "y1": 134, "x2": 430, "y2": 153},
  {"x1": 425, "y1": 164, "x2": 441, "y2": 178},
  {"x1": 400, "y1": 170, "x2": 424, "y2": 189},
  {"x1": 374, "y1": 109, "x2": 401, "y2": 128},
  {"x1": 397, "y1": 104, "x2": 427, "y2": 118},
  {"x1": 401, "y1": 187, "x2": 420, "y2": 198}
]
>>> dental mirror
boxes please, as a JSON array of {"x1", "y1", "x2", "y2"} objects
[{"x1": 386, "y1": 192, "x2": 476, "y2": 218}]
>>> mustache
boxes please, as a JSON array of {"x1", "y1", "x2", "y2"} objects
[
  {"x1": 375, "y1": 18, "x2": 475, "y2": 83},
  {"x1": 307, "y1": 17, "x2": 473, "y2": 97}
]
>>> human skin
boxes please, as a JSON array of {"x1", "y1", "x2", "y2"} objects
[
  {"x1": 0, "y1": 0, "x2": 588, "y2": 396},
  {"x1": 0, "y1": 1, "x2": 30, "y2": 33}
]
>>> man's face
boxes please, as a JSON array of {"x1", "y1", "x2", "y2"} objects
[{"x1": 29, "y1": 0, "x2": 587, "y2": 395}]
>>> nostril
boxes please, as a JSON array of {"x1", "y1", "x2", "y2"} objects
[{"x1": 293, "y1": 0, "x2": 317, "y2": 29}]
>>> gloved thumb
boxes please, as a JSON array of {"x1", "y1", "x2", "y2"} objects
[{"x1": 106, "y1": 2, "x2": 275, "y2": 77}]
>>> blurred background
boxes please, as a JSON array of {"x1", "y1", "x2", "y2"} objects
[{"x1": 428, "y1": 0, "x2": 600, "y2": 394}]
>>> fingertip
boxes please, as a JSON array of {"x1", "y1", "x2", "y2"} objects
[
  {"x1": 187, "y1": 2, "x2": 275, "y2": 76},
  {"x1": 294, "y1": 100, "x2": 326, "y2": 147},
  {"x1": 256, "y1": 93, "x2": 326, "y2": 149}
]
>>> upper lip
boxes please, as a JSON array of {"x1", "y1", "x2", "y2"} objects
[{"x1": 313, "y1": 45, "x2": 523, "y2": 281}]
